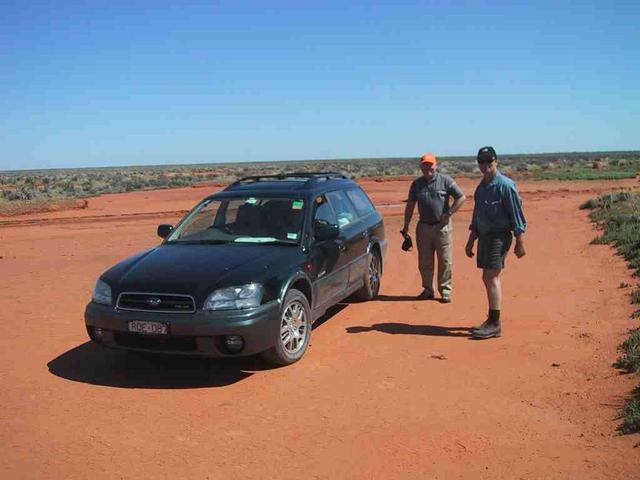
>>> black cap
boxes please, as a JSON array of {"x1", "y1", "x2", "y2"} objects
[{"x1": 477, "y1": 146, "x2": 497, "y2": 161}]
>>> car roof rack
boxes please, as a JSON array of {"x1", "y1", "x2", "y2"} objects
[{"x1": 226, "y1": 172, "x2": 350, "y2": 189}]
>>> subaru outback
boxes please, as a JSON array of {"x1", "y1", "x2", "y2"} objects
[{"x1": 85, "y1": 172, "x2": 387, "y2": 364}]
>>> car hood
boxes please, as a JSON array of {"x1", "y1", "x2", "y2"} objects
[{"x1": 102, "y1": 243, "x2": 303, "y2": 301}]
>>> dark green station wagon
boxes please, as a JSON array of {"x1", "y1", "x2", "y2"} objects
[{"x1": 85, "y1": 173, "x2": 387, "y2": 364}]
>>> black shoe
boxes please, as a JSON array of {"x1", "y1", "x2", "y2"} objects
[
  {"x1": 440, "y1": 296, "x2": 451, "y2": 304},
  {"x1": 471, "y1": 318, "x2": 492, "y2": 332},
  {"x1": 471, "y1": 320, "x2": 501, "y2": 339},
  {"x1": 416, "y1": 289, "x2": 434, "y2": 300}
]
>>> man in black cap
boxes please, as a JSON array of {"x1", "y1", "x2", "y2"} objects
[{"x1": 465, "y1": 146, "x2": 527, "y2": 338}]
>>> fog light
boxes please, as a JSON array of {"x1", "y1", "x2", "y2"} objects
[
  {"x1": 87, "y1": 326, "x2": 103, "y2": 343},
  {"x1": 224, "y1": 335, "x2": 244, "y2": 353}
]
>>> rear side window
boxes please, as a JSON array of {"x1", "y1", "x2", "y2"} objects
[
  {"x1": 326, "y1": 190, "x2": 358, "y2": 229},
  {"x1": 345, "y1": 188, "x2": 375, "y2": 217}
]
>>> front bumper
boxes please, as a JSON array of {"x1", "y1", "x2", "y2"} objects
[{"x1": 84, "y1": 300, "x2": 281, "y2": 357}]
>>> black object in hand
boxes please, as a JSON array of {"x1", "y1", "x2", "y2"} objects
[{"x1": 400, "y1": 231, "x2": 413, "y2": 252}]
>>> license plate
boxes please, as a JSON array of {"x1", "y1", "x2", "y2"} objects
[{"x1": 128, "y1": 321, "x2": 168, "y2": 335}]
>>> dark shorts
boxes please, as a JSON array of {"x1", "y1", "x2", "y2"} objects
[{"x1": 477, "y1": 232, "x2": 512, "y2": 270}]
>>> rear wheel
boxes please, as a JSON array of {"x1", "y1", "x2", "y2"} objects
[
  {"x1": 262, "y1": 289, "x2": 311, "y2": 365},
  {"x1": 355, "y1": 250, "x2": 381, "y2": 300}
]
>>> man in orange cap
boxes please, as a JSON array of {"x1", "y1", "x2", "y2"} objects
[{"x1": 401, "y1": 153, "x2": 466, "y2": 302}]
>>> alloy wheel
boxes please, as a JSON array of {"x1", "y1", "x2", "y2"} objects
[{"x1": 280, "y1": 299, "x2": 308, "y2": 355}]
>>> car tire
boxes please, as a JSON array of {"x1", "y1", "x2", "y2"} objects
[
  {"x1": 354, "y1": 249, "x2": 381, "y2": 301},
  {"x1": 261, "y1": 288, "x2": 312, "y2": 365}
]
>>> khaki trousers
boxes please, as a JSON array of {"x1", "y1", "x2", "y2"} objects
[{"x1": 416, "y1": 220, "x2": 453, "y2": 297}]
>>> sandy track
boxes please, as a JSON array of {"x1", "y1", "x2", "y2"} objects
[{"x1": 0, "y1": 177, "x2": 639, "y2": 479}]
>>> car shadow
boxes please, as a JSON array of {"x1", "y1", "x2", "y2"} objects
[
  {"x1": 47, "y1": 341, "x2": 279, "y2": 389},
  {"x1": 375, "y1": 294, "x2": 435, "y2": 302},
  {"x1": 312, "y1": 302, "x2": 349, "y2": 330},
  {"x1": 345, "y1": 322, "x2": 473, "y2": 337}
]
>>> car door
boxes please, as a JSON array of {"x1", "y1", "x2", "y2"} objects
[
  {"x1": 308, "y1": 195, "x2": 347, "y2": 308},
  {"x1": 345, "y1": 186, "x2": 384, "y2": 273},
  {"x1": 325, "y1": 190, "x2": 368, "y2": 291}
]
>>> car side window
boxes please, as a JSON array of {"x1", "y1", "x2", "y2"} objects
[
  {"x1": 313, "y1": 195, "x2": 338, "y2": 227},
  {"x1": 326, "y1": 190, "x2": 358, "y2": 229},
  {"x1": 345, "y1": 188, "x2": 375, "y2": 217}
]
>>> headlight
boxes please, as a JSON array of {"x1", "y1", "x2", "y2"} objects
[
  {"x1": 92, "y1": 279, "x2": 112, "y2": 305},
  {"x1": 204, "y1": 283, "x2": 264, "y2": 311}
]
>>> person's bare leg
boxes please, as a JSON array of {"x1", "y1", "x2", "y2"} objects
[
  {"x1": 473, "y1": 269, "x2": 502, "y2": 338},
  {"x1": 482, "y1": 268, "x2": 502, "y2": 310}
]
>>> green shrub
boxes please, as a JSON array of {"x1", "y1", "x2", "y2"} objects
[
  {"x1": 618, "y1": 386, "x2": 640, "y2": 435},
  {"x1": 586, "y1": 191, "x2": 640, "y2": 435},
  {"x1": 615, "y1": 329, "x2": 640, "y2": 373}
]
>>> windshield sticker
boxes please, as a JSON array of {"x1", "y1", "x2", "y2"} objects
[
  {"x1": 246, "y1": 197, "x2": 257, "y2": 204},
  {"x1": 287, "y1": 233, "x2": 298, "y2": 240},
  {"x1": 292, "y1": 200, "x2": 304, "y2": 210}
]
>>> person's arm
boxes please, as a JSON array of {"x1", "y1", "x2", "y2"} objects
[
  {"x1": 441, "y1": 194, "x2": 466, "y2": 223},
  {"x1": 401, "y1": 181, "x2": 417, "y2": 234},
  {"x1": 503, "y1": 183, "x2": 527, "y2": 258},
  {"x1": 440, "y1": 179, "x2": 466, "y2": 224},
  {"x1": 465, "y1": 230, "x2": 478, "y2": 258},
  {"x1": 514, "y1": 233, "x2": 526, "y2": 258},
  {"x1": 401, "y1": 200, "x2": 416, "y2": 235},
  {"x1": 450, "y1": 194, "x2": 466, "y2": 215},
  {"x1": 466, "y1": 187, "x2": 479, "y2": 258}
]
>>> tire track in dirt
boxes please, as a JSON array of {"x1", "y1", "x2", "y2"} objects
[{"x1": 0, "y1": 210, "x2": 190, "y2": 228}]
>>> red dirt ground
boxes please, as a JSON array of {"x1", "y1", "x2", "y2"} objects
[{"x1": 1, "y1": 177, "x2": 639, "y2": 479}]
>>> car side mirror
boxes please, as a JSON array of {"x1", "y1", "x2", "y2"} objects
[
  {"x1": 314, "y1": 220, "x2": 340, "y2": 241},
  {"x1": 157, "y1": 224, "x2": 173, "y2": 239}
]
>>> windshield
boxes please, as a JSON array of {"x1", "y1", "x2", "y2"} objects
[{"x1": 167, "y1": 196, "x2": 305, "y2": 245}]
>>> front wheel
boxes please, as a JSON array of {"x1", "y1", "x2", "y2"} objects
[{"x1": 261, "y1": 289, "x2": 311, "y2": 365}]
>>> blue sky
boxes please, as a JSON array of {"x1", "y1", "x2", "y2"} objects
[{"x1": 1, "y1": 0, "x2": 638, "y2": 170}]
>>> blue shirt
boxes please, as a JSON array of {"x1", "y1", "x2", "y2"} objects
[{"x1": 469, "y1": 171, "x2": 526, "y2": 236}]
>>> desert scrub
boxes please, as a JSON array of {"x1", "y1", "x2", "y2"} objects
[
  {"x1": 579, "y1": 191, "x2": 633, "y2": 210},
  {"x1": 582, "y1": 192, "x2": 640, "y2": 271},
  {"x1": 617, "y1": 386, "x2": 640, "y2": 435},
  {"x1": 614, "y1": 329, "x2": 640, "y2": 373},
  {"x1": 536, "y1": 155, "x2": 640, "y2": 181},
  {"x1": 536, "y1": 170, "x2": 638, "y2": 181},
  {"x1": 1, "y1": 150, "x2": 639, "y2": 206},
  {"x1": 584, "y1": 190, "x2": 640, "y2": 434}
]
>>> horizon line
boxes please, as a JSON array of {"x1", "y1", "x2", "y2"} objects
[{"x1": 2, "y1": 149, "x2": 639, "y2": 175}]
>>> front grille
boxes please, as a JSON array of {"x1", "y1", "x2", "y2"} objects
[
  {"x1": 117, "y1": 292, "x2": 196, "y2": 313},
  {"x1": 114, "y1": 332, "x2": 198, "y2": 352}
]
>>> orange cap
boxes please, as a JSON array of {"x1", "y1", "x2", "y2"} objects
[{"x1": 420, "y1": 153, "x2": 437, "y2": 165}]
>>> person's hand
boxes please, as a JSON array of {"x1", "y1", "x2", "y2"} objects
[
  {"x1": 465, "y1": 241, "x2": 475, "y2": 258},
  {"x1": 514, "y1": 241, "x2": 526, "y2": 258},
  {"x1": 439, "y1": 212, "x2": 451, "y2": 226}
]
